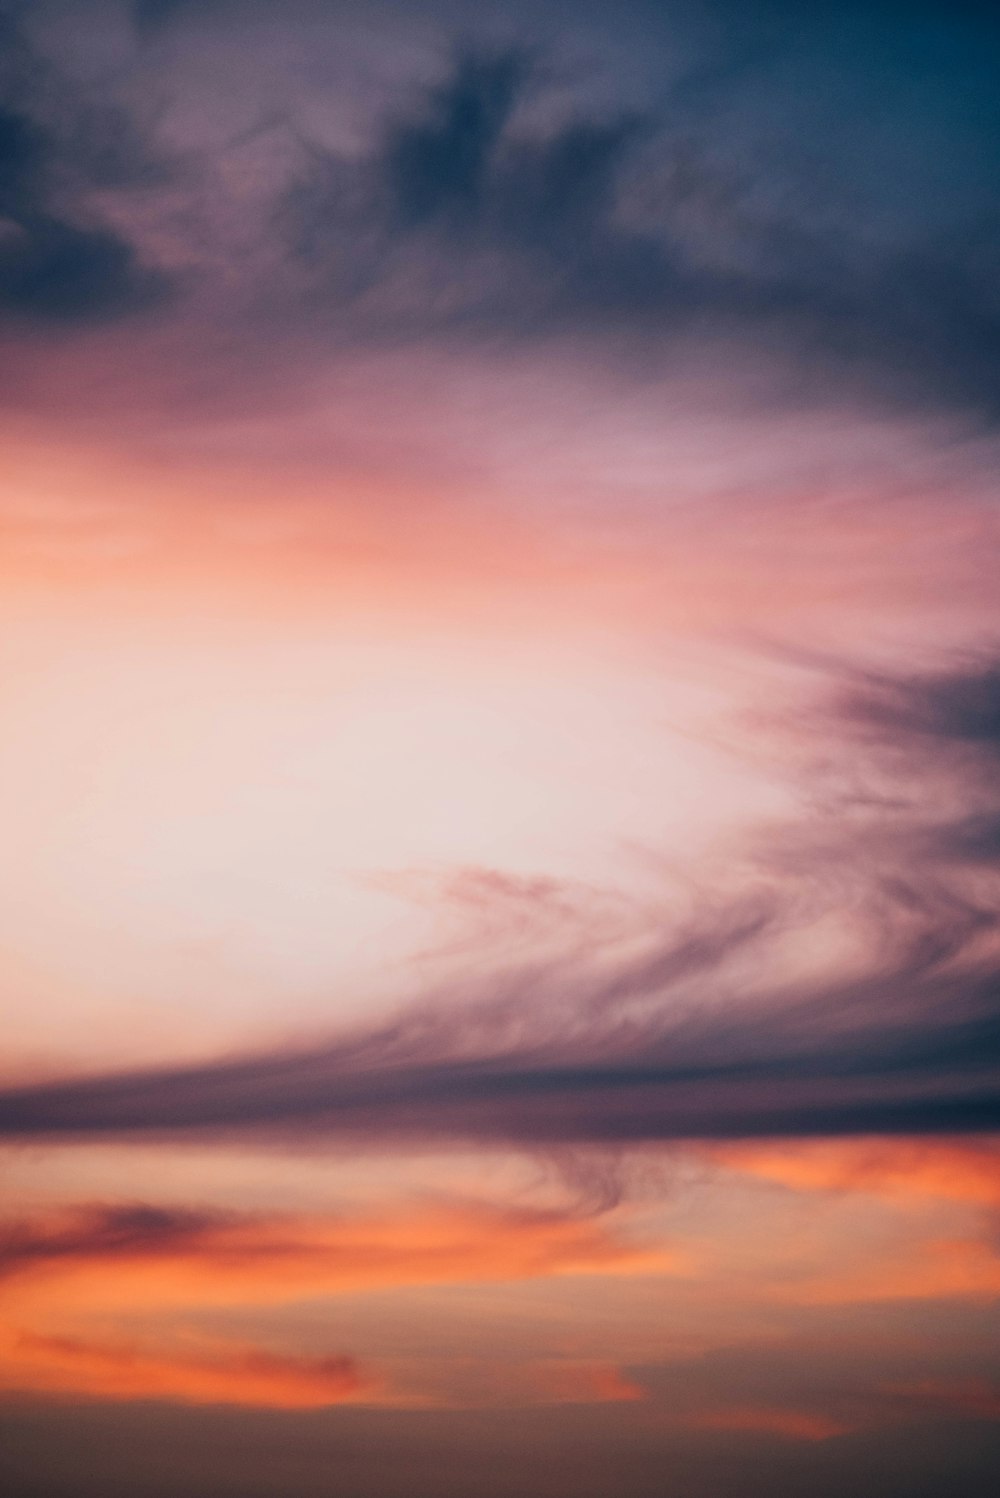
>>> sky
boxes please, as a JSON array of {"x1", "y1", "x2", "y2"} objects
[{"x1": 0, "y1": 3, "x2": 999, "y2": 1495}]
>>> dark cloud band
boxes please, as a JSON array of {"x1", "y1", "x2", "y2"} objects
[{"x1": 4, "y1": 653, "x2": 998, "y2": 1150}]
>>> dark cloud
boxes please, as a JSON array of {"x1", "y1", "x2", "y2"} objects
[
  {"x1": 829, "y1": 656, "x2": 1000, "y2": 878},
  {"x1": 290, "y1": 48, "x2": 714, "y2": 332},
  {"x1": 385, "y1": 50, "x2": 528, "y2": 229},
  {"x1": 0, "y1": 18, "x2": 171, "y2": 325},
  {"x1": 844, "y1": 661, "x2": 1000, "y2": 757},
  {"x1": 133, "y1": 0, "x2": 192, "y2": 32},
  {"x1": 288, "y1": 46, "x2": 664, "y2": 340},
  {"x1": 0, "y1": 213, "x2": 167, "y2": 321},
  {"x1": 0, "y1": 105, "x2": 46, "y2": 217},
  {"x1": 273, "y1": 26, "x2": 1000, "y2": 418},
  {"x1": 0, "y1": 1204, "x2": 224, "y2": 1277},
  {"x1": 936, "y1": 813, "x2": 1000, "y2": 865},
  {"x1": 0, "y1": 5, "x2": 998, "y2": 420}
]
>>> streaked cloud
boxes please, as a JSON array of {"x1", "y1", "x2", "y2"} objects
[
  {"x1": 0, "y1": 1199, "x2": 680, "y2": 1309},
  {"x1": 0, "y1": 1327, "x2": 373, "y2": 1408}
]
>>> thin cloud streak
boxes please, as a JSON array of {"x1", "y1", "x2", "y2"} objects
[{"x1": 1, "y1": 1328, "x2": 374, "y2": 1409}]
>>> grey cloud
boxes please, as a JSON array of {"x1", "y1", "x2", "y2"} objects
[
  {"x1": 273, "y1": 28, "x2": 1000, "y2": 420},
  {"x1": 0, "y1": 1203, "x2": 226, "y2": 1277},
  {"x1": 0, "y1": 213, "x2": 167, "y2": 321},
  {"x1": 843, "y1": 661, "x2": 1000, "y2": 758},
  {"x1": 133, "y1": 0, "x2": 191, "y2": 32},
  {"x1": 3, "y1": 5, "x2": 1000, "y2": 421},
  {"x1": 0, "y1": 105, "x2": 45, "y2": 217},
  {"x1": 0, "y1": 15, "x2": 172, "y2": 324},
  {"x1": 385, "y1": 50, "x2": 529, "y2": 230},
  {"x1": 935, "y1": 814, "x2": 1000, "y2": 865}
]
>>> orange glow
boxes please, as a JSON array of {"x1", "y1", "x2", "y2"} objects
[
  {"x1": 1, "y1": 1201, "x2": 682, "y2": 1318},
  {"x1": 529, "y1": 1361, "x2": 645, "y2": 1405},
  {"x1": 785, "y1": 1237, "x2": 1000, "y2": 1305},
  {"x1": 0, "y1": 1327, "x2": 374, "y2": 1408},
  {"x1": 0, "y1": 1200, "x2": 685, "y2": 1409},
  {"x1": 709, "y1": 1139, "x2": 1000, "y2": 1208}
]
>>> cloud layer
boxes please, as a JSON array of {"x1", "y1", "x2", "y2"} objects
[
  {"x1": 2, "y1": 0, "x2": 1000, "y2": 432},
  {"x1": 1, "y1": 655, "x2": 997, "y2": 1148}
]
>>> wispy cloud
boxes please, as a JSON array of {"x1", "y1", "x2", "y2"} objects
[
  {"x1": 0, "y1": 1199, "x2": 677, "y2": 1307},
  {"x1": 1, "y1": 656, "x2": 997, "y2": 1148},
  {"x1": 0, "y1": 1327, "x2": 373, "y2": 1408}
]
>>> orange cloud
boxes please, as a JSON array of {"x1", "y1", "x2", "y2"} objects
[
  {"x1": 707, "y1": 1138, "x2": 1000, "y2": 1208},
  {"x1": 701, "y1": 1140, "x2": 1000, "y2": 1308},
  {"x1": 685, "y1": 1405, "x2": 850, "y2": 1442},
  {"x1": 0, "y1": 1198, "x2": 686, "y2": 1411},
  {"x1": 0, "y1": 1200, "x2": 681, "y2": 1320},
  {"x1": 885, "y1": 1378, "x2": 1000, "y2": 1422},
  {"x1": 784, "y1": 1236, "x2": 1000, "y2": 1305},
  {"x1": 0, "y1": 1328, "x2": 373, "y2": 1409},
  {"x1": 529, "y1": 1360, "x2": 645, "y2": 1405}
]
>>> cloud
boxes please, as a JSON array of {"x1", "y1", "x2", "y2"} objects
[
  {"x1": 529, "y1": 1361, "x2": 645, "y2": 1406},
  {"x1": 0, "y1": 1200, "x2": 678, "y2": 1311},
  {"x1": 0, "y1": 104, "x2": 45, "y2": 217},
  {"x1": 784, "y1": 1236, "x2": 1000, "y2": 1306},
  {"x1": 841, "y1": 659, "x2": 1000, "y2": 760},
  {"x1": 884, "y1": 1378, "x2": 1000, "y2": 1424},
  {"x1": 0, "y1": 20, "x2": 171, "y2": 325},
  {"x1": 684, "y1": 1403, "x2": 849, "y2": 1442},
  {"x1": 3, "y1": 6, "x2": 999, "y2": 427},
  {"x1": 0, "y1": 653, "x2": 997, "y2": 1150},
  {"x1": 286, "y1": 45, "x2": 661, "y2": 345},
  {"x1": 633, "y1": 1320, "x2": 1000, "y2": 1450},
  {"x1": 0, "y1": 213, "x2": 166, "y2": 322},
  {"x1": 826, "y1": 654, "x2": 1000, "y2": 896},
  {"x1": 384, "y1": 50, "x2": 529, "y2": 230},
  {"x1": 272, "y1": 20, "x2": 1000, "y2": 420},
  {"x1": 0, "y1": 1197, "x2": 675, "y2": 1409},
  {"x1": 0, "y1": 912, "x2": 995, "y2": 1146},
  {"x1": 705, "y1": 1138, "x2": 1000, "y2": 1208},
  {"x1": 0, "y1": 1203, "x2": 223, "y2": 1277},
  {"x1": 0, "y1": 1327, "x2": 372, "y2": 1408},
  {"x1": 132, "y1": 0, "x2": 192, "y2": 33}
]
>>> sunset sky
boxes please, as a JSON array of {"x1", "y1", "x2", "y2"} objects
[{"x1": 1, "y1": 4, "x2": 999, "y2": 1496}]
